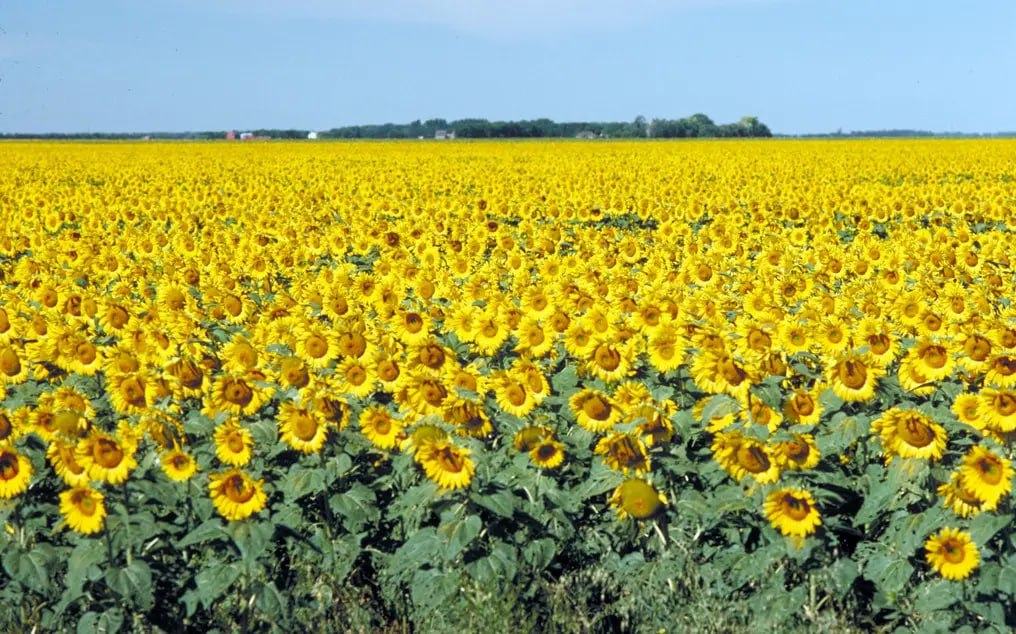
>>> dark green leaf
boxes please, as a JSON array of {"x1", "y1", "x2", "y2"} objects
[{"x1": 105, "y1": 560, "x2": 154, "y2": 611}]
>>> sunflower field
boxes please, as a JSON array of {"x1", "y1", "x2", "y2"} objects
[{"x1": 1, "y1": 139, "x2": 1015, "y2": 632}]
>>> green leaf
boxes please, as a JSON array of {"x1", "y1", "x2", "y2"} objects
[
  {"x1": 3, "y1": 544, "x2": 56, "y2": 593},
  {"x1": 176, "y1": 517, "x2": 229, "y2": 548},
  {"x1": 968, "y1": 512, "x2": 1012, "y2": 546},
  {"x1": 77, "y1": 608, "x2": 124, "y2": 634},
  {"x1": 865, "y1": 551, "x2": 913, "y2": 596},
  {"x1": 440, "y1": 514, "x2": 482, "y2": 560},
  {"x1": 195, "y1": 562, "x2": 243, "y2": 608},
  {"x1": 551, "y1": 365, "x2": 579, "y2": 395},
  {"x1": 229, "y1": 520, "x2": 275, "y2": 562},
  {"x1": 330, "y1": 483, "x2": 379, "y2": 532},
  {"x1": 105, "y1": 560, "x2": 154, "y2": 611},
  {"x1": 257, "y1": 581, "x2": 289, "y2": 622},
  {"x1": 854, "y1": 465, "x2": 897, "y2": 526},
  {"x1": 410, "y1": 569, "x2": 460, "y2": 611},
  {"x1": 64, "y1": 539, "x2": 106, "y2": 600},
  {"x1": 470, "y1": 488, "x2": 515, "y2": 519},
  {"x1": 913, "y1": 580, "x2": 959, "y2": 613},
  {"x1": 829, "y1": 557, "x2": 859, "y2": 598},
  {"x1": 699, "y1": 394, "x2": 739, "y2": 424},
  {"x1": 522, "y1": 538, "x2": 556, "y2": 572},
  {"x1": 467, "y1": 542, "x2": 518, "y2": 585},
  {"x1": 282, "y1": 465, "x2": 326, "y2": 502},
  {"x1": 390, "y1": 528, "x2": 442, "y2": 579}
]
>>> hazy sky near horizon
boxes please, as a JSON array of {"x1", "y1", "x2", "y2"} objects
[{"x1": 1, "y1": 0, "x2": 1013, "y2": 134}]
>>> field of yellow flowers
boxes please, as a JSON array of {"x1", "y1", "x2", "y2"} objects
[{"x1": 1, "y1": 139, "x2": 1015, "y2": 632}]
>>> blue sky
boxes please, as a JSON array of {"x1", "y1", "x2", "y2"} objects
[{"x1": 1, "y1": 0, "x2": 1013, "y2": 134}]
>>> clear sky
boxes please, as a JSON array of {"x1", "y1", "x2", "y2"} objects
[{"x1": 1, "y1": 0, "x2": 1013, "y2": 134}]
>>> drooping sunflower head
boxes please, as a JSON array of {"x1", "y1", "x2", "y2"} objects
[{"x1": 609, "y1": 478, "x2": 666, "y2": 520}]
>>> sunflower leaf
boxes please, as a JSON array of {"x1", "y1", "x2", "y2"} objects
[
  {"x1": 194, "y1": 561, "x2": 242, "y2": 609},
  {"x1": 968, "y1": 512, "x2": 1012, "y2": 546},
  {"x1": 440, "y1": 514, "x2": 482, "y2": 561},
  {"x1": 105, "y1": 560, "x2": 154, "y2": 611}
]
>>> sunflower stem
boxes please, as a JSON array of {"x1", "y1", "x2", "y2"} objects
[
  {"x1": 121, "y1": 482, "x2": 133, "y2": 565},
  {"x1": 104, "y1": 523, "x2": 116, "y2": 567},
  {"x1": 319, "y1": 452, "x2": 334, "y2": 537}
]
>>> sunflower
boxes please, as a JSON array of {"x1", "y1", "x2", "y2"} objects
[
  {"x1": 60, "y1": 486, "x2": 107, "y2": 534},
  {"x1": 609, "y1": 478, "x2": 666, "y2": 520},
  {"x1": 208, "y1": 373, "x2": 267, "y2": 417},
  {"x1": 0, "y1": 343, "x2": 32, "y2": 385},
  {"x1": 764, "y1": 488, "x2": 821, "y2": 539},
  {"x1": 958, "y1": 445, "x2": 1013, "y2": 510},
  {"x1": 160, "y1": 446, "x2": 199, "y2": 481},
  {"x1": 444, "y1": 399, "x2": 493, "y2": 439},
  {"x1": 0, "y1": 409, "x2": 20, "y2": 446},
  {"x1": 938, "y1": 473, "x2": 985, "y2": 518},
  {"x1": 711, "y1": 432, "x2": 781, "y2": 484},
  {"x1": 980, "y1": 387, "x2": 1016, "y2": 432},
  {"x1": 513, "y1": 425, "x2": 554, "y2": 451},
  {"x1": 292, "y1": 322, "x2": 335, "y2": 368},
  {"x1": 514, "y1": 318, "x2": 555, "y2": 359},
  {"x1": 402, "y1": 374, "x2": 449, "y2": 415},
  {"x1": 76, "y1": 431, "x2": 138, "y2": 485},
  {"x1": 401, "y1": 423, "x2": 448, "y2": 461},
  {"x1": 277, "y1": 356, "x2": 311, "y2": 390},
  {"x1": 690, "y1": 349, "x2": 753, "y2": 400},
  {"x1": 335, "y1": 357, "x2": 375, "y2": 398},
  {"x1": 493, "y1": 373, "x2": 538, "y2": 418},
  {"x1": 774, "y1": 434, "x2": 821, "y2": 471},
  {"x1": 278, "y1": 402, "x2": 328, "y2": 454},
  {"x1": 359, "y1": 406, "x2": 403, "y2": 450},
  {"x1": 46, "y1": 439, "x2": 90, "y2": 487},
  {"x1": 984, "y1": 354, "x2": 1016, "y2": 389},
  {"x1": 0, "y1": 448, "x2": 32, "y2": 498},
  {"x1": 583, "y1": 339, "x2": 636, "y2": 383},
  {"x1": 903, "y1": 339, "x2": 955, "y2": 382},
  {"x1": 208, "y1": 469, "x2": 267, "y2": 521},
  {"x1": 530, "y1": 438, "x2": 565, "y2": 469},
  {"x1": 873, "y1": 408, "x2": 947, "y2": 463},
  {"x1": 373, "y1": 354, "x2": 403, "y2": 389},
  {"x1": 220, "y1": 335, "x2": 261, "y2": 373},
  {"x1": 595, "y1": 433, "x2": 651, "y2": 475},
  {"x1": 951, "y1": 392, "x2": 984, "y2": 432},
  {"x1": 646, "y1": 325, "x2": 687, "y2": 374},
  {"x1": 782, "y1": 389, "x2": 823, "y2": 425},
  {"x1": 418, "y1": 441, "x2": 475, "y2": 490},
  {"x1": 570, "y1": 388, "x2": 620, "y2": 432},
  {"x1": 826, "y1": 353, "x2": 883, "y2": 403},
  {"x1": 632, "y1": 401, "x2": 676, "y2": 447},
  {"x1": 472, "y1": 311, "x2": 510, "y2": 356},
  {"x1": 393, "y1": 310, "x2": 432, "y2": 346},
  {"x1": 213, "y1": 420, "x2": 254, "y2": 466},
  {"x1": 925, "y1": 528, "x2": 979, "y2": 581}
]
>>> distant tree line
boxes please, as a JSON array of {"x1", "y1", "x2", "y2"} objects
[
  {"x1": 0, "y1": 114, "x2": 773, "y2": 140},
  {"x1": 320, "y1": 114, "x2": 771, "y2": 139}
]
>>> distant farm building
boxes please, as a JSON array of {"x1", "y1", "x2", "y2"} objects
[
  {"x1": 307, "y1": 131, "x2": 319, "y2": 140},
  {"x1": 225, "y1": 130, "x2": 236, "y2": 140},
  {"x1": 575, "y1": 131, "x2": 598, "y2": 139},
  {"x1": 435, "y1": 129, "x2": 456, "y2": 140}
]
